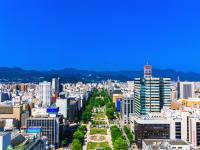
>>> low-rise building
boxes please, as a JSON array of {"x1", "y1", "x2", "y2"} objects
[
  {"x1": 179, "y1": 98, "x2": 200, "y2": 108},
  {"x1": 142, "y1": 139, "x2": 192, "y2": 150},
  {"x1": 27, "y1": 107, "x2": 63, "y2": 148},
  {"x1": 130, "y1": 113, "x2": 170, "y2": 148},
  {"x1": 0, "y1": 104, "x2": 22, "y2": 128},
  {"x1": 130, "y1": 107, "x2": 200, "y2": 149}
]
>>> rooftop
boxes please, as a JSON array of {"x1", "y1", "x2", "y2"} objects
[
  {"x1": 0, "y1": 131, "x2": 10, "y2": 136},
  {"x1": 143, "y1": 139, "x2": 190, "y2": 148}
]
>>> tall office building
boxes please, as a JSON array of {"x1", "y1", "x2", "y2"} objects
[
  {"x1": 134, "y1": 65, "x2": 171, "y2": 115},
  {"x1": 56, "y1": 98, "x2": 70, "y2": 119},
  {"x1": 177, "y1": 82, "x2": 195, "y2": 99},
  {"x1": 39, "y1": 81, "x2": 51, "y2": 106},
  {"x1": 52, "y1": 78, "x2": 60, "y2": 94},
  {"x1": 160, "y1": 78, "x2": 172, "y2": 107}
]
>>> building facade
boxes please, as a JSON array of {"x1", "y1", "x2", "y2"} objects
[
  {"x1": 27, "y1": 117, "x2": 61, "y2": 148},
  {"x1": 39, "y1": 81, "x2": 51, "y2": 106},
  {"x1": 130, "y1": 114, "x2": 170, "y2": 148},
  {"x1": 0, "y1": 132, "x2": 11, "y2": 150},
  {"x1": 52, "y1": 78, "x2": 60, "y2": 94},
  {"x1": 134, "y1": 78, "x2": 171, "y2": 115},
  {"x1": 120, "y1": 95, "x2": 134, "y2": 125},
  {"x1": 178, "y1": 82, "x2": 195, "y2": 99},
  {"x1": 56, "y1": 98, "x2": 70, "y2": 119},
  {"x1": 130, "y1": 107, "x2": 200, "y2": 149}
]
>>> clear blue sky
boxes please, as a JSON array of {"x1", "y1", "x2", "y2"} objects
[{"x1": 0, "y1": 0, "x2": 200, "y2": 72}]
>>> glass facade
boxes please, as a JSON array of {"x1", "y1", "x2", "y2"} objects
[
  {"x1": 134, "y1": 78, "x2": 171, "y2": 115},
  {"x1": 175, "y1": 122, "x2": 181, "y2": 139},
  {"x1": 134, "y1": 121, "x2": 170, "y2": 148},
  {"x1": 27, "y1": 118, "x2": 60, "y2": 148},
  {"x1": 197, "y1": 122, "x2": 200, "y2": 146}
]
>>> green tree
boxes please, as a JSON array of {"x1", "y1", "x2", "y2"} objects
[
  {"x1": 78, "y1": 125, "x2": 87, "y2": 132},
  {"x1": 82, "y1": 111, "x2": 91, "y2": 123},
  {"x1": 71, "y1": 139, "x2": 82, "y2": 150},
  {"x1": 124, "y1": 126, "x2": 133, "y2": 143},
  {"x1": 106, "y1": 108, "x2": 115, "y2": 119},
  {"x1": 73, "y1": 130, "x2": 84, "y2": 142},
  {"x1": 114, "y1": 137, "x2": 128, "y2": 150},
  {"x1": 111, "y1": 126, "x2": 123, "y2": 143},
  {"x1": 104, "y1": 147, "x2": 112, "y2": 150}
]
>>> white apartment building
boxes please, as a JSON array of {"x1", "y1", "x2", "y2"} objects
[
  {"x1": 39, "y1": 81, "x2": 51, "y2": 106},
  {"x1": 178, "y1": 82, "x2": 195, "y2": 99},
  {"x1": 56, "y1": 98, "x2": 70, "y2": 119}
]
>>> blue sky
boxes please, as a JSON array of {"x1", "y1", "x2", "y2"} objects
[{"x1": 0, "y1": 0, "x2": 200, "y2": 71}]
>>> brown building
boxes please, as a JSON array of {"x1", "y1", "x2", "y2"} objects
[
  {"x1": 11, "y1": 84, "x2": 28, "y2": 92},
  {"x1": 18, "y1": 84, "x2": 28, "y2": 92},
  {"x1": 0, "y1": 104, "x2": 22, "y2": 128}
]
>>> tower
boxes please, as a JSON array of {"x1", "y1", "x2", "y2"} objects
[{"x1": 144, "y1": 64, "x2": 152, "y2": 78}]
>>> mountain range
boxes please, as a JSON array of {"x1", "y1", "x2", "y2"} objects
[{"x1": 0, "y1": 67, "x2": 199, "y2": 83}]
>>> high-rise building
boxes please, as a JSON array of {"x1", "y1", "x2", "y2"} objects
[
  {"x1": 160, "y1": 78, "x2": 172, "y2": 107},
  {"x1": 56, "y1": 98, "x2": 70, "y2": 119},
  {"x1": 134, "y1": 78, "x2": 171, "y2": 115},
  {"x1": 52, "y1": 78, "x2": 60, "y2": 94},
  {"x1": 39, "y1": 81, "x2": 51, "y2": 106},
  {"x1": 178, "y1": 82, "x2": 195, "y2": 99},
  {"x1": 134, "y1": 65, "x2": 171, "y2": 115},
  {"x1": 120, "y1": 94, "x2": 134, "y2": 124}
]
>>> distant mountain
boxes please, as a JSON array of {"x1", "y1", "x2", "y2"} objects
[{"x1": 0, "y1": 67, "x2": 199, "y2": 83}]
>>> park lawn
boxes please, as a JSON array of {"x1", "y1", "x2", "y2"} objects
[
  {"x1": 92, "y1": 121, "x2": 107, "y2": 125},
  {"x1": 90, "y1": 128, "x2": 107, "y2": 135},
  {"x1": 93, "y1": 113, "x2": 106, "y2": 119},
  {"x1": 87, "y1": 142, "x2": 111, "y2": 150}
]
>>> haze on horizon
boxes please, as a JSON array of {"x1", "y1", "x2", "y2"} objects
[{"x1": 0, "y1": 0, "x2": 200, "y2": 72}]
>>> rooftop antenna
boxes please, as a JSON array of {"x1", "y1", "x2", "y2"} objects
[
  {"x1": 177, "y1": 76, "x2": 180, "y2": 82},
  {"x1": 144, "y1": 62, "x2": 152, "y2": 78}
]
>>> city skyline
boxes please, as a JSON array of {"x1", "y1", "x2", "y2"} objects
[
  {"x1": 1, "y1": 1, "x2": 200, "y2": 150},
  {"x1": 1, "y1": 0, "x2": 200, "y2": 72}
]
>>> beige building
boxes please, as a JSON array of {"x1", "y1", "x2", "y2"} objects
[{"x1": 0, "y1": 104, "x2": 22, "y2": 128}]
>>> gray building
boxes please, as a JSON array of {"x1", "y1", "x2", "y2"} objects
[
  {"x1": 121, "y1": 94, "x2": 134, "y2": 125},
  {"x1": 52, "y1": 78, "x2": 61, "y2": 94},
  {"x1": 178, "y1": 82, "x2": 195, "y2": 99},
  {"x1": 27, "y1": 107, "x2": 62, "y2": 148}
]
